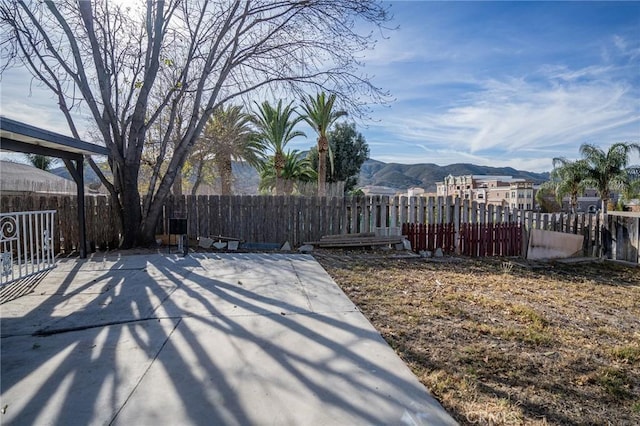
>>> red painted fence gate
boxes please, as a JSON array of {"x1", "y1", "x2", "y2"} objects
[
  {"x1": 403, "y1": 222, "x2": 523, "y2": 257},
  {"x1": 402, "y1": 223, "x2": 456, "y2": 254}
]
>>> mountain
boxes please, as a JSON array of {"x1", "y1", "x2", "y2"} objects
[
  {"x1": 51, "y1": 160, "x2": 549, "y2": 194},
  {"x1": 358, "y1": 160, "x2": 549, "y2": 191},
  {"x1": 50, "y1": 164, "x2": 109, "y2": 184},
  {"x1": 50, "y1": 162, "x2": 259, "y2": 194}
]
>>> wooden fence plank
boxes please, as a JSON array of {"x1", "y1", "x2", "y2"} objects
[
  {"x1": 329, "y1": 196, "x2": 339, "y2": 235},
  {"x1": 320, "y1": 195, "x2": 329, "y2": 237},
  {"x1": 187, "y1": 196, "x2": 197, "y2": 237},
  {"x1": 197, "y1": 196, "x2": 208, "y2": 237},
  {"x1": 371, "y1": 195, "x2": 379, "y2": 232},
  {"x1": 348, "y1": 196, "x2": 357, "y2": 234}
]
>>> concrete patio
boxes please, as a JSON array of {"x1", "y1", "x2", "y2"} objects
[{"x1": 1, "y1": 252, "x2": 456, "y2": 425}]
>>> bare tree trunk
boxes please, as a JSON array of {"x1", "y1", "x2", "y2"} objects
[
  {"x1": 173, "y1": 169, "x2": 183, "y2": 196},
  {"x1": 121, "y1": 166, "x2": 143, "y2": 247},
  {"x1": 317, "y1": 136, "x2": 328, "y2": 197},
  {"x1": 191, "y1": 162, "x2": 203, "y2": 196}
]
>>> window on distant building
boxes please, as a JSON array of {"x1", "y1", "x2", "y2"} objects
[
  {"x1": 512, "y1": 191, "x2": 516, "y2": 198},
  {"x1": 478, "y1": 193, "x2": 484, "y2": 199}
]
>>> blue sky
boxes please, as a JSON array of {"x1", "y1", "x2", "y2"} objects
[
  {"x1": 343, "y1": 1, "x2": 640, "y2": 172},
  {"x1": 1, "y1": 1, "x2": 639, "y2": 173}
]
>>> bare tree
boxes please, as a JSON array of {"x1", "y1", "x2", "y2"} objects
[{"x1": 1, "y1": 0, "x2": 391, "y2": 247}]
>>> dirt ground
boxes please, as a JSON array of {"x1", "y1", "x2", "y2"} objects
[{"x1": 313, "y1": 250, "x2": 640, "y2": 425}]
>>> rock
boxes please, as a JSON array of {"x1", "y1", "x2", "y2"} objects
[
  {"x1": 402, "y1": 238, "x2": 412, "y2": 251},
  {"x1": 227, "y1": 240, "x2": 239, "y2": 251},
  {"x1": 281, "y1": 241, "x2": 291, "y2": 251},
  {"x1": 213, "y1": 241, "x2": 227, "y2": 250},
  {"x1": 435, "y1": 247, "x2": 444, "y2": 257},
  {"x1": 198, "y1": 237, "x2": 213, "y2": 248},
  {"x1": 419, "y1": 250, "x2": 432, "y2": 258},
  {"x1": 298, "y1": 244, "x2": 314, "y2": 253}
]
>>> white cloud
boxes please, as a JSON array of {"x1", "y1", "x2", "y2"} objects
[
  {"x1": 1, "y1": 68, "x2": 92, "y2": 137},
  {"x1": 613, "y1": 34, "x2": 640, "y2": 61},
  {"x1": 361, "y1": 63, "x2": 639, "y2": 172}
]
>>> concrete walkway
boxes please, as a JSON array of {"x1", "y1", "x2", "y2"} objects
[{"x1": 1, "y1": 253, "x2": 456, "y2": 425}]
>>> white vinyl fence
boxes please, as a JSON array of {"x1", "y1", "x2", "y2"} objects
[{"x1": 1, "y1": 210, "x2": 56, "y2": 285}]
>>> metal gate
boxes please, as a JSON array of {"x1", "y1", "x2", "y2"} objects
[{"x1": 1, "y1": 210, "x2": 56, "y2": 285}]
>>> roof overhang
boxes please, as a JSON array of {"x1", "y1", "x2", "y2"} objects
[{"x1": 0, "y1": 116, "x2": 109, "y2": 160}]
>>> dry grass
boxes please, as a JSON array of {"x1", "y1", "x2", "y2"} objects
[{"x1": 314, "y1": 250, "x2": 640, "y2": 425}]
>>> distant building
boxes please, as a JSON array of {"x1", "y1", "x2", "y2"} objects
[
  {"x1": 407, "y1": 187, "x2": 425, "y2": 197},
  {"x1": 626, "y1": 199, "x2": 640, "y2": 213},
  {"x1": 561, "y1": 195, "x2": 621, "y2": 213},
  {"x1": 436, "y1": 174, "x2": 536, "y2": 210},
  {"x1": 360, "y1": 185, "x2": 398, "y2": 197}
]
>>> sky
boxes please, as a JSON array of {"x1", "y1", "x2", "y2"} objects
[
  {"x1": 348, "y1": 1, "x2": 640, "y2": 172},
  {"x1": 1, "y1": 1, "x2": 639, "y2": 173}
]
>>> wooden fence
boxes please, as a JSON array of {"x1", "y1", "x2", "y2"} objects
[
  {"x1": 605, "y1": 212, "x2": 640, "y2": 264},
  {"x1": 1, "y1": 194, "x2": 603, "y2": 257}
]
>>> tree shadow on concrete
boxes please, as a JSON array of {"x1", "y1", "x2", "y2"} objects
[{"x1": 0, "y1": 253, "x2": 450, "y2": 425}]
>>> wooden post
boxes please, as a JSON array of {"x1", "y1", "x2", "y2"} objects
[
  {"x1": 390, "y1": 196, "x2": 399, "y2": 230},
  {"x1": 454, "y1": 197, "x2": 461, "y2": 254},
  {"x1": 407, "y1": 196, "x2": 415, "y2": 224}
]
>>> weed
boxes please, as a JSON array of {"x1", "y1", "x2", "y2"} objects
[
  {"x1": 510, "y1": 304, "x2": 549, "y2": 330},
  {"x1": 471, "y1": 322, "x2": 553, "y2": 346},
  {"x1": 595, "y1": 367, "x2": 632, "y2": 399},
  {"x1": 501, "y1": 261, "x2": 514, "y2": 275},
  {"x1": 609, "y1": 344, "x2": 640, "y2": 364}
]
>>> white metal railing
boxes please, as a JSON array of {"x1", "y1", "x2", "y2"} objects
[{"x1": 1, "y1": 210, "x2": 56, "y2": 285}]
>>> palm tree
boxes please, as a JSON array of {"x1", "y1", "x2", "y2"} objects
[
  {"x1": 580, "y1": 142, "x2": 640, "y2": 213},
  {"x1": 300, "y1": 92, "x2": 346, "y2": 197},
  {"x1": 198, "y1": 105, "x2": 263, "y2": 196},
  {"x1": 622, "y1": 170, "x2": 640, "y2": 202},
  {"x1": 25, "y1": 154, "x2": 55, "y2": 171},
  {"x1": 259, "y1": 150, "x2": 317, "y2": 195},
  {"x1": 252, "y1": 100, "x2": 305, "y2": 195},
  {"x1": 545, "y1": 157, "x2": 589, "y2": 213}
]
